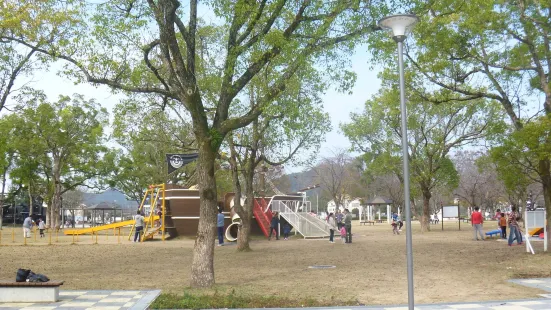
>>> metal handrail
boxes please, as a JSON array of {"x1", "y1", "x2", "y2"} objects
[
  {"x1": 301, "y1": 212, "x2": 335, "y2": 231},
  {"x1": 278, "y1": 203, "x2": 328, "y2": 237},
  {"x1": 296, "y1": 211, "x2": 332, "y2": 233}
]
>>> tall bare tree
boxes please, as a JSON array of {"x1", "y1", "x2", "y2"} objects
[{"x1": 313, "y1": 150, "x2": 354, "y2": 211}]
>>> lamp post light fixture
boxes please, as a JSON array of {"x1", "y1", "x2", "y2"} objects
[{"x1": 378, "y1": 13, "x2": 419, "y2": 310}]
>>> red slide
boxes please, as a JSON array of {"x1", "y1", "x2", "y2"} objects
[{"x1": 253, "y1": 198, "x2": 272, "y2": 237}]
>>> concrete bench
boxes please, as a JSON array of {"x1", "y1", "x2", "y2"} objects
[
  {"x1": 360, "y1": 221, "x2": 375, "y2": 226},
  {"x1": 0, "y1": 280, "x2": 64, "y2": 302}
]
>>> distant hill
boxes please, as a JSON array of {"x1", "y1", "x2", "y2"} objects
[
  {"x1": 274, "y1": 169, "x2": 326, "y2": 212},
  {"x1": 83, "y1": 188, "x2": 138, "y2": 209}
]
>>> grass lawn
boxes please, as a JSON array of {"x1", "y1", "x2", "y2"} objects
[{"x1": 0, "y1": 220, "x2": 549, "y2": 307}]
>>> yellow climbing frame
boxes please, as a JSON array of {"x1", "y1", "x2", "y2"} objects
[{"x1": 128, "y1": 183, "x2": 166, "y2": 242}]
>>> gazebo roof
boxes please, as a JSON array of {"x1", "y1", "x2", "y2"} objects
[
  {"x1": 86, "y1": 202, "x2": 122, "y2": 210},
  {"x1": 366, "y1": 197, "x2": 393, "y2": 205}
]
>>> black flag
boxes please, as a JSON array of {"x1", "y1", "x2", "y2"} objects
[{"x1": 166, "y1": 153, "x2": 199, "y2": 174}]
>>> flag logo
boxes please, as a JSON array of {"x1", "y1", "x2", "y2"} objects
[{"x1": 166, "y1": 153, "x2": 199, "y2": 174}]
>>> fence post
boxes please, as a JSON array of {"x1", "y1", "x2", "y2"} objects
[
  {"x1": 12, "y1": 227, "x2": 15, "y2": 243},
  {"x1": 48, "y1": 229, "x2": 52, "y2": 245}
]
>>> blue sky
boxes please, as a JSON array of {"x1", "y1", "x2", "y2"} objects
[{"x1": 29, "y1": 46, "x2": 382, "y2": 173}]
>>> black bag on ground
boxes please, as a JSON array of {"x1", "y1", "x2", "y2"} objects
[
  {"x1": 26, "y1": 271, "x2": 49, "y2": 282},
  {"x1": 16, "y1": 269, "x2": 31, "y2": 282}
]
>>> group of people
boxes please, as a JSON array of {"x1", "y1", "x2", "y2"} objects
[
  {"x1": 267, "y1": 209, "x2": 353, "y2": 243},
  {"x1": 267, "y1": 212, "x2": 291, "y2": 240},
  {"x1": 471, "y1": 206, "x2": 524, "y2": 246},
  {"x1": 326, "y1": 209, "x2": 353, "y2": 243}
]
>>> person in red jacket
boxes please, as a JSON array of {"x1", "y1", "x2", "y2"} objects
[{"x1": 471, "y1": 206, "x2": 484, "y2": 241}]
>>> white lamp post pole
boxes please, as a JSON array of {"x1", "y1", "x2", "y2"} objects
[{"x1": 378, "y1": 14, "x2": 419, "y2": 310}]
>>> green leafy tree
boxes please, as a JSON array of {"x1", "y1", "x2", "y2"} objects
[
  {"x1": 342, "y1": 71, "x2": 504, "y2": 231},
  {"x1": 371, "y1": 0, "x2": 551, "y2": 230},
  {"x1": 0, "y1": 114, "x2": 18, "y2": 229},
  {"x1": 227, "y1": 82, "x2": 330, "y2": 252},
  {"x1": 490, "y1": 116, "x2": 551, "y2": 207},
  {"x1": 111, "y1": 99, "x2": 197, "y2": 203},
  {"x1": 9, "y1": 94, "x2": 109, "y2": 228},
  {"x1": 0, "y1": 0, "x2": 83, "y2": 111},
  {"x1": 2, "y1": 0, "x2": 392, "y2": 286}
]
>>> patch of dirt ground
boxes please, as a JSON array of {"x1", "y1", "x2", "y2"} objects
[{"x1": 0, "y1": 221, "x2": 550, "y2": 306}]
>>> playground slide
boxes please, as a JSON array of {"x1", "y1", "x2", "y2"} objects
[
  {"x1": 253, "y1": 199, "x2": 272, "y2": 238},
  {"x1": 63, "y1": 216, "x2": 159, "y2": 235},
  {"x1": 528, "y1": 227, "x2": 543, "y2": 236}
]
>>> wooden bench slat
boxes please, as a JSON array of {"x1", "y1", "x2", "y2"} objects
[{"x1": 0, "y1": 280, "x2": 64, "y2": 287}]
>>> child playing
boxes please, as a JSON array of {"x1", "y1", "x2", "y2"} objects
[
  {"x1": 339, "y1": 226, "x2": 346, "y2": 243},
  {"x1": 283, "y1": 223, "x2": 291, "y2": 240},
  {"x1": 38, "y1": 218, "x2": 45, "y2": 238},
  {"x1": 391, "y1": 220, "x2": 400, "y2": 235},
  {"x1": 499, "y1": 212, "x2": 507, "y2": 239}
]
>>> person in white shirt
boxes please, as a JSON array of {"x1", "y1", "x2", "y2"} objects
[
  {"x1": 38, "y1": 218, "x2": 46, "y2": 238},
  {"x1": 133, "y1": 210, "x2": 145, "y2": 242},
  {"x1": 22, "y1": 216, "x2": 34, "y2": 238}
]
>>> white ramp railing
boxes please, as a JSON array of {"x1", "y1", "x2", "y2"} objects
[{"x1": 272, "y1": 202, "x2": 329, "y2": 238}]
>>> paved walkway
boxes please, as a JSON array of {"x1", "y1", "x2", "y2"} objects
[
  {"x1": 3, "y1": 278, "x2": 551, "y2": 309},
  {"x1": 0, "y1": 290, "x2": 160, "y2": 310}
]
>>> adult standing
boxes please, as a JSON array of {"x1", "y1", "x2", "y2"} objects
[
  {"x1": 344, "y1": 209, "x2": 352, "y2": 244},
  {"x1": 133, "y1": 210, "x2": 144, "y2": 243},
  {"x1": 508, "y1": 206, "x2": 523, "y2": 246},
  {"x1": 22, "y1": 215, "x2": 33, "y2": 238},
  {"x1": 471, "y1": 206, "x2": 484, "y2": 241},
  {"x1": 493, "y1": 209, "x2": 502, "y2": 228},
  {"x1": 268, "y1": 211, "x2": 280, "y2": 240},
  {"x1": 327, "y1": 213, "x2": 337, "y2": 243},
  {"x1": 217, "y1": 208, "x2": 225, "y2": 246},
  {"x1": 336, "y1": 210, "x2": 344, "y2": 230}
]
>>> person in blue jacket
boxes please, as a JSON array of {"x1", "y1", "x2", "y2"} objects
[
  {"x1": 282, "y1": 222, "x2": 291, "y2": 240},
  {"x1": 268, "y1": 211, "x2": 280, "y2": 240},
  {"x1": 217, "y1": 208, "x2": 225, "y2": 246}
]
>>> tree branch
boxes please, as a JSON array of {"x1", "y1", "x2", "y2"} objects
[{"x1": 2, "y1": 36, "x2": 179, "y2": 100}]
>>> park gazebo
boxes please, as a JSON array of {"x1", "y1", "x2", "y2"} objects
[
  {"x1": 361, "y1": 197, "x2": 394, "y2": 223},
  {"x1": 85, "y1": 202, "x2": 125, "y2": 227}
]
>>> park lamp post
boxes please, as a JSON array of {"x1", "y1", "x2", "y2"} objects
[{"x1": 378, "y1": 13, "x2": 419, "y2": 310}]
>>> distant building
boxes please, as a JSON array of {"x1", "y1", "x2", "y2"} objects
[{"x1": 327, "y1": 197, "x2": 361, "y2": 214}]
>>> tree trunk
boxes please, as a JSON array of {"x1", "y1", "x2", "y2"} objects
[
  {"x1": 190, "y1": 143, "x2": 218, "y2": 288},
  {"x1": 237, "y1": 204, "x2": 252, "y2": 252},
  {"x1": 421, "y1": 190, "x2": 431, "y2": 232},
  {"x1": 539, "y1": 158, "x2": 551, "y2": 251},
  {"x1": 237, "y1": 168, "x2": 255, "y2": 252},
  {"x1": 51, "y1": 159, "x2": 63, "y2": 230},
  {"x1": 0, "y1": 174, "x2": 5, "y2": 230},
  {"x1": 28, "y1": 183, "x2": 33, "y2": 216}
]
